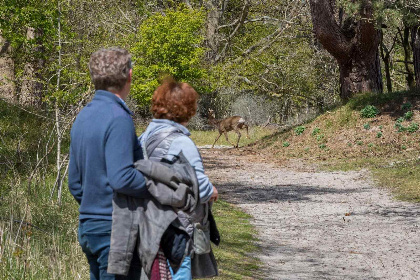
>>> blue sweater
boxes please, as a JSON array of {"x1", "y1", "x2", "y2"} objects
[
  {"x1": 139, "y1": 119, "x2": 214, "y2": 203},
  {"x1": 68, "y1": 90, "x2": 148, "y2": 220}
]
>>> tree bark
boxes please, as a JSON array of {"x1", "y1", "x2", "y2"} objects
[
  {"x1": 399, "y1": 27, "x2": 415, "y2": 89},
  {"x1": 380, "y1": 40, "x2": 392, "y2": 93},
  {"x1": 309, "y1": 0, "x2": 383, "y2": 100},
  {"x1": 204, "y1": 0, "x2": 221, "y2": 61},
  {"x1": 412, "y1": 25, "x2": 420, "y2": 88},
  {"x1": 0, "y1": 34, "x2": 16, "y2": 102},
  {"x1": 19, "y1": 27, "x2": 45, "y2": 107}
]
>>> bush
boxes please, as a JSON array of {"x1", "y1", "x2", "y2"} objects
[
  {"x1": 395, "y1": 122, "x2": 405, "y2": 132},
  {"x1": 282, "y1": 141, "x2": 290, "y2": 147},
  {"x1": 131, "y1": 7, "x2": 207, "y2": 107},
  {"x1": 396, "y1": 117, "x2": 405, "y2": 123},
  {"x1": 363, "y1": 123, "x2": 370, "y2": 130},
  {"x1": 311, "y1": 127, "x2": 321, "y2": 136},
  {"x1": 294, "y1": 126, "x2": 305, "y2": 135},
  {"x1": 407, "y1": 122, "x2": 419, "y2": 133},
  {"x1": 360, "y1": 105, "x2": 380, "y2": 118},
  {"x1": 404, "y1": 111, "x2": 414, "y2": 120},
  {"x1": 402, "y1": 102, "x2": 412, "y2": 111}
]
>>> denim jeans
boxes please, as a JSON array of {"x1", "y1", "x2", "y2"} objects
[
  {"x1": 78, "y1": 219, "x2": 143, "y2": 280},
  {"x1": 168, "y1": 256, "x2": 192, "y2": 280}
]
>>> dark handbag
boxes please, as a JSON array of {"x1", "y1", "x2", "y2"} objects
[
  {"x1": 208, "y1": 208, "x2": 220, "y2": 246},
  {"x1": 160, "y1": 224, "x2": 189, "y2": 273}
]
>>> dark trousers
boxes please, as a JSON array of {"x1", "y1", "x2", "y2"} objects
[{"x1": 78, "y1": 219, "x2": 142, "y2": 280}]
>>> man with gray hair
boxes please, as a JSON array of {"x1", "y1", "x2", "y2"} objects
[{"x1": 69, "y1": 47, "x2": 148, "y2": 279}]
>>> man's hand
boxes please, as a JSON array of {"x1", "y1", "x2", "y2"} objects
[{"x1": 210, "y1": 186, "x2": 219, "y2": 202}]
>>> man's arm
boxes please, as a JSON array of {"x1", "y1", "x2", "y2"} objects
[
  {"x1": 105, "y1": 116, "x2": 148, "y2": 197},
  {"x1": 68, "y1": 145, "x2": 83, "y2": 204}
]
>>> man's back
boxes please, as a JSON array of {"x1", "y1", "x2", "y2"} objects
[{"x1": 69, "y1": 90, "x2": 147, "y2": 220}]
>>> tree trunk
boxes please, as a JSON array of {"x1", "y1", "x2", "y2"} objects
[
  {"x1": 401, "y1": 27, "x2": 415, "y2": 89},
  {"x1": 412, "y1": 25, "x2": 420, "y2": 88},
  {"x1": 0, "y1": 34, "x2": 16, "y2": 102},
  {"x1": 380, "y1": 30, "x2": 394, "y2": 93},
  {"x1": 19, "y1": 27, "x2": 45, "y2": 107},
  {"x1": 339, "y1": 49, "x2": 383, "y2": 99},
  {"x1": 380, "y1": 44, "x2": 392, "y2": 92},
  {"x1": 204, "y1": 0, "x2": 221, "y2": 62},
  {"x1": 309, "y1": 0, "x2": 383, "y2": 100}
]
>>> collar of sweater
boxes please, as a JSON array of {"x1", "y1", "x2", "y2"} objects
[
  {"x1": 151, "y1": 119, "x2": 191, "y2": 136},
  {"x1": 93, "y1": 90, "x2": 133, "y2": 115}
]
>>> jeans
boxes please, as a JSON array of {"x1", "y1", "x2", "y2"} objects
[
  {"x1": 78, "y1": 219, "x2": 143, "y2": 280},
  {"x1": 168, "y1": 256, "x2": 192, "y2": 280}
]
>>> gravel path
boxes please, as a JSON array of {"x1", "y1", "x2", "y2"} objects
[{"x1": 200, "y1": 148, "x2": 420, "y2": 280}]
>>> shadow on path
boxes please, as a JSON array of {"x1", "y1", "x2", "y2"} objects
[{"x1": 215, "y1": 181, "x2": 366, "y2": 204}]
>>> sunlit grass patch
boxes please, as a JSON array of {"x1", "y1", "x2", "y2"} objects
[
  {"x1": 210, "y1": 200, "x2": 261, "y2": 280},
  {"x1": 373, "y1": 159, "x2": 420, "y2": 203}
]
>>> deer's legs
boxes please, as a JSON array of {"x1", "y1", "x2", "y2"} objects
[
  {"x1": 223, "y1": 132, "x2": 235, "y2": 147},
  {"x1": 234, "y1": 128, "x2": 242, "y2": 148},
  {"x1": 223, "y1": 131, "x2": 235, "y2": 147},
  {"x1": 212, "y1": 133, "x2": 222, "y2": 148}
]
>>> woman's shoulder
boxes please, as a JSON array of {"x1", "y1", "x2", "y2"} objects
[{"x1": 171, "y1": 133, "x2": 196, "y2": 147}]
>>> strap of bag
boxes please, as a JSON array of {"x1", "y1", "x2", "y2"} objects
[{"x1": 141, "y1": 127, "x2": 181, "y2": 160}]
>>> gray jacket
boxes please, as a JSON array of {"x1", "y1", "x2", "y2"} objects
[
  {"x1": 142, "y1": 126, "x2": 218, "y2": 278},
  {"x1": 107, "y1": 153, "x2": 198, "y2": 277}
]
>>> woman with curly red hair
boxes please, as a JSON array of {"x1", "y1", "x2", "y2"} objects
[{"x1": 139, "y1": 77, "x2": 219, "y2": 279}]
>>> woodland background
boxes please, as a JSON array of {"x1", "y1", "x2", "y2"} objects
[{"x1": 0, "y1": 1, "x2": 419, "y2": 279}]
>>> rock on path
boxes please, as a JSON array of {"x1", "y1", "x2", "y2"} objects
[{"x1": 201, "y1": 148, "x2": 420, "y2": 280}]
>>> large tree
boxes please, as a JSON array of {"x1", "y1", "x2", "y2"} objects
[
  {"x1": 309, "y1": 0, "x2": 383, "y2": 100},
  {"x1": 413, "y1": 25, "x2": 420, "y2": 87}
]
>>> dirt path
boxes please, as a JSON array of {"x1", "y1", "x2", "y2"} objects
[{"x1": 200, "y1": 148, "x2": 420, "y2": 280}]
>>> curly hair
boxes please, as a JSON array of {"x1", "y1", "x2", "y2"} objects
[
  {"x1": 151, "y1": 77, "x2": 198, "y2": 123},
  {"x1": 88, "y1": 47, "x2": 132, "y2": 92}
]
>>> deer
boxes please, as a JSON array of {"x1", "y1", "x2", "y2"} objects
[{"x1": 208, "y1": 109, "x2": 249, "y2": 148}]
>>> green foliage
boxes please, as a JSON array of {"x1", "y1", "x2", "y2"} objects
[
  {"x1": 394, "y1": 120, "x2": 419, "y2": 133},
  {"x1": 316, "y1": 134, "x2": 325, "y2": 142},
  {"x1": 363, "y1": 123, "x2": 371, "y2": 130},
  {"x1": 402, "y1": 102, "x2": 412, "y2": 111},
  {"x1": 0, "y1": 1, "x2": 58, "y2": 55},
  {"x1": 407, "y1": 122, "x2": 419, "y2": 133},
  {"x1": 130, "y1": 6, "x2": 207, "y2": 107},
  {"x1": 377, "y1": 131, "x2": 383, "y2": 138},
  {"x1": 311, "y1": 127, "x2": 321, "y2": 136},
  {"x1": 360, "y1": 105, "x2": 380, "y2": 118},
  {"x1": 294, "y1": 126, "x2": 305, "y2": 135},
  {"x1": 404, "y1": 111, "x2": 414, "y2": 120},
  {"x1": 319, "y1": 143, "x2": 327, "y2": 149},
  {"x1": 283, "y1": 141, "x2": 290, "y2": 147}
]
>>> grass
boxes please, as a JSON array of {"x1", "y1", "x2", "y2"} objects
[
  {"x1": 373, "y1": 159, "x2": 420, "y2": 202},
  {"x1": 322, "y1": 157, "x2": 420, "y2": 203},
  {"x1": 210, "y1": 200, "x2": 261, "y2": 280}
]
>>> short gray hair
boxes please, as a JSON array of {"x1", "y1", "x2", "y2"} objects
[{"x1": 88, "y1": 47, "x2": 132, "y2": 92}]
